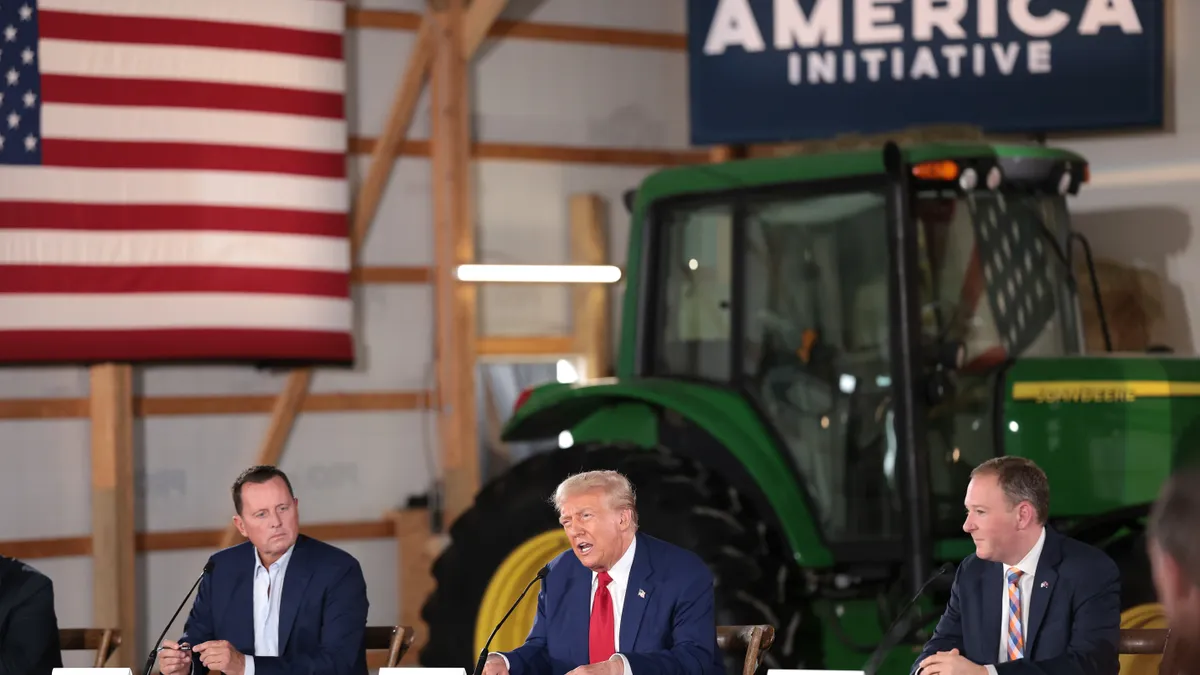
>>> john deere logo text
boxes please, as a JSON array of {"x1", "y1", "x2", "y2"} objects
[{"x1": 1029, "y1": 385, "x2": 1137, "y2": 404}]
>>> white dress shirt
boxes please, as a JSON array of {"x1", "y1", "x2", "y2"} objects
[
  {"x1": 985, "y1": 527, "x2": 1046, "y2": 675},
  {"x1": 494, "y1": 537, "x2": 638, "y2": 675},
  {"x1": 244, "y1": 544, "x2": 295, "y2": 675}
]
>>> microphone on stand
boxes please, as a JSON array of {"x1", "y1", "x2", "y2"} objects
[
  {"x1": 863, "y1": 562, "x2": 954, "y2": 675},
  {"x1": 142, "y1": 559, "x2": 215, "y2": 675},
  {"x1": 472, "y1": 564, "x2": 551, "y2": 675}
]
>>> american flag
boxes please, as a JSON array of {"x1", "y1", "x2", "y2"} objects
[{"x1": 0, "y1": 0, "x2": 353, "y2": 364}]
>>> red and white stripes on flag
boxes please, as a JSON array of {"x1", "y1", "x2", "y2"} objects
[{"x1": 0, "y1": 0, "x2": 354, "y2": 364}]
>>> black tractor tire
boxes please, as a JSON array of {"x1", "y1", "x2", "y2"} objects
[{"x1": 418, "y1": 443, "x2": 819, "y2": 673}]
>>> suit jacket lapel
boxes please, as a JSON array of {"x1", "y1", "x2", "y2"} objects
[
  {"x1": 277, "y1": 538, "x2": 313, "y2": 654},
  {"x1": 569, "y1": 562, "x2": 592, "y2": 666},
  {"x1": 1025, "y1": 529, "x2": 1062, "y2": 653},
  {"x1": 619, "y1": 534, "x2": 653, "y2": 653},
  {"x1": 224, "y1": 552, "x2": 255, "y2": 654},
  {"x1": 978, "y1": 561, "x2": 1003, "y2": 661}
]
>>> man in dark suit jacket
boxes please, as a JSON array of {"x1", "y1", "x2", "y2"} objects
[
  {"x1": 156, "y1": 465, "x2": 370, "y2": 675},
  {"x1": 914, "y1": 457, "x2": 1121, "y2": 675},
  {"x1": 484, "y1": 470, "x2": 723, "y2": 675},
  {"x1": 0, "y1": 555, "x2": 63, "y2": 675}
]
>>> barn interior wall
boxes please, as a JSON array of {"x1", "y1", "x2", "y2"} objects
[
  {"x1": 1059, "y1": 0, "x2": 1199, "y2": 354},
  {"x1": 0, "y1": 0, "x2": 689, "y2": 667}
]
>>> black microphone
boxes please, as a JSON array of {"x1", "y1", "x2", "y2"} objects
[
  {"x1": 863, "y1": 562, "x2": 954, "y2": 675},
  {"x1": 472, "y1": 564, "x2": 551, "y2": 675},
  {"x1": 142, "y1": 558, "x2": 215, "y2": 675}
]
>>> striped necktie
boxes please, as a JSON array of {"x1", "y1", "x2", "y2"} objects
[{"x1": 1006, "y1": 567, "x2": 1025, "y2": 661}]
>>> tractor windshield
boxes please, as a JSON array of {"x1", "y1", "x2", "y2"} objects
[{"x1": 648, "y1": 182, "x2": 1081, "y2": 552}]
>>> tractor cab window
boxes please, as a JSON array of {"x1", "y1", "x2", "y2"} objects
[
  {"x1": 913, "y1": 190, "x2": 1082, "y2": 535},
  {"x1": 740, "y1": 188, "x2": 903, "y2": 547},
  {"x1": 651, "y1": 202, "x2": 735, "y2": 382}
]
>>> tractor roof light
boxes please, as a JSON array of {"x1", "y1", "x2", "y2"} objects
[
  {"x1": 912, "y1": 160, "x2": 959, "y2": 182},
  {"x1": 986, "y1": 166, "x2": 1003, "y2": 190},
  {"x1": 958, "y1": 168, "x2": 978, "y2": 191}
]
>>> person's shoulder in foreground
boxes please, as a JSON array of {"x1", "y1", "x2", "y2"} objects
[
  {"x1": 1148, "y1": 466, "x2": 1200, "y2": 674},
  {"x1": 0, "y1": 554, "x2": 63, "y2": 675},
  {"x1": 913, "y1": 456, "x2": 1121, "y2": 675}
]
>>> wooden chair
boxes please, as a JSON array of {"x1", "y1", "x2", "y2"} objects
[
  {"x1": 59, "y1": 628, "x2": 122, "y2": 668},
  {"x1": 718, "y1": 624, "x2": 776, "y2": 675},
  {"x1": 1118, "y1": 628, "x2": 1178, "y2": 675},
  {"x1": 365, "y1": 625, "x2": 416, "y2": 668}
]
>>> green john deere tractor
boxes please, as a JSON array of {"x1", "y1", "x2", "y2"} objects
[{"x1": 419, "y1": 138, "x2": 1200, "y2": 675}]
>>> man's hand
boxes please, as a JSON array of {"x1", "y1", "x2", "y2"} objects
[
  {"x1": 193, "y1": 639, "x2": 247, "y2": 675},
  {"x1": 565, "y1": 657, "x2": 623, "y2": 675},
  {"x1": 919, "y1": 648, "x2": 986, "y2": 675},
  {"x1": 156, "y1": 640, "x2": 192, "y2": 675},
  {"x1": 483, "y1": 654, "x2": 511, "y2": 675}
]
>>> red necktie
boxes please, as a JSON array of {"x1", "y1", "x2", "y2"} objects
[{"x1": 589, "y1": 570, "x2": 615, "y2": 663}]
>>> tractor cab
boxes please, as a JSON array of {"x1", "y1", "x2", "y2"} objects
[{"x1": 639, "y1": 143, "x2": 1091, "y2": 560}]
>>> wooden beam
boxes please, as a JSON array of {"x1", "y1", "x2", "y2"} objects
[
  {"x1": 430, "y1": 0, "x2": 481, "y2": 525},
  {"x1": 462, "y1": 0, "x2": 510, "y2": 57},
  {"x1": 347, "y1": 8, "x2": 687, "y2": 51},
  {"x1": 348, "y1": 136, "x2": 707, "y2": 166},
  {"x1": 350, "y1": 13, "x2": 438, "y2": 257},
  {"x1": 89, "y1": 363, "x2": 136, "y2": 666},
  {"x1": 476, "y1": 335, "x2": 575, "y2": 356},
  {"x1": 0, "y1": 519, "x2": 398, "y2": 560},
  {"x1": 352, "y1": 265, "x2": 434, "y2": 284},
  {"x1": 570, "y1": 195, "x2": 612, "y2": 380},
  {"x1": 0, "y1": 390, "x2": 432, "y2": 420}
]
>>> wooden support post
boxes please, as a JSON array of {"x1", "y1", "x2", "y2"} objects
[
  {"x1": 570, "y1": 194, "x2": 612, "y2": 380},
  {"x1": 462, "y1": 0, "x2": 510, "y2": 58},
  {"x1": 431, "y1": 0, "x2": 481, "y2": 525},
  {"x1": 90, "y1": 363, "x2": 136, "y2": 665},
  {"x1": 389, "y1": 508, "x2": 441, "y2": 665}
]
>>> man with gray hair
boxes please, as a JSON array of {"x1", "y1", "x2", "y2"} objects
[
  {"x1": 1147, "y1": 465, "x2": 1200, "y2": 672},
  {"x1": 484, "y1": 469, "x2": 723, "y2": 675},
  {"x1": 914, "y1": 456, "x2": 1121, "y2": 675}
]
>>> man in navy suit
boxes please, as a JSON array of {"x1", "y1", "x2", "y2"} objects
[
  {"x1": 914, "y1": 457, "x2": 1121, "y2": 675},
  {"x1": 0, "y1": 555, "x2": 63, "y2": 675},
  {"x1": 156, "y1": 465, "x2": 370, "y2": 675},
  {"x1": 483, "y1": 470, "x2": 723, "y2": 675}
]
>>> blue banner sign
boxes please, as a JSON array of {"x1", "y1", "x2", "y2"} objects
[{"x1": 687, "y1": 0, "x2": 1165, "y2": 145}]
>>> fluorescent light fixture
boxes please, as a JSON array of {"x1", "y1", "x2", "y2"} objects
[{"x1": 454, "y1": 264, "x2": 622, "y2": 284}]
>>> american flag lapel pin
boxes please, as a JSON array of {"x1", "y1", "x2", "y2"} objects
[
  {"x1": 1040, "y1": 581, "x2": 1050, "y2": 588},
  {"x1": 638, "y1": 589, "x2": 646, "y2": 598}
]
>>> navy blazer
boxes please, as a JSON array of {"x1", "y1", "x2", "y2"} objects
[
  {"x1": 913, "y1": 526, "x2": 1122, "y2": 675},
  {"x1": 179, "y1": 535, "x2": 370, "y2": 675},
  {"x1": 0, "y1": 556, "x2": 62, "y2": 675},
  {"x1": 503, "y1": 531, "x2": 723, "y2": 675}
]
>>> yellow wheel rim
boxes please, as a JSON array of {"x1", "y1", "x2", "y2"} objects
[
  {"x1": 1118, "y1": 602, "x2": 1167, "y2": 675},
  {"x1": 475, "y1": 529, "x2": 571, "y2": 656}
]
